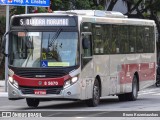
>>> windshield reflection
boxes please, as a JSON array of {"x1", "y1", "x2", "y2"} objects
[{"x1": 9, "y1": 31, "x2": 78, "y2": 68}]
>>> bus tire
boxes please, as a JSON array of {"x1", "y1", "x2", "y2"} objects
[
  {"x1": 156, "y1": 82, "x2": 160, "y2": 87},
  {"x1": 85, "y1": 79, "x2": 100, "y2": 107},
  {"x1": 126, "y1": 75, "x2": 138, "y2": 101},
  {"x1": 26, "y1": 98, "x2": 39, "y2": 108},
  {"x1": 118, "y1": 94, "x2": 127, "y2": 101}
]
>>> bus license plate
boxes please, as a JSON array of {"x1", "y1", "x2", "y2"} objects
[{"x1": 34, "y1": 90, "x2": 46, "y2": 95}]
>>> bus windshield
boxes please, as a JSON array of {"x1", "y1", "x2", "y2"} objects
[{"x1": 9, "y1": 31, "x2": 79, "y2": 68}]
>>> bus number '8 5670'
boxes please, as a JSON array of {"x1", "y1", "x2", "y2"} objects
[{"x1": 44, "y1": 81, "x2": 59, "y2": 86}]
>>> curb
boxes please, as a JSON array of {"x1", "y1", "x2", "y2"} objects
[
  {"x1": 0, "y1": 80, "x2": 5, "y2": 86},
  {"x1": 0, "y1": 92, "x2": 8, "y2": 97},
  {"x1": 0, "y1": 80, "x2": 6, "y2": 93}
]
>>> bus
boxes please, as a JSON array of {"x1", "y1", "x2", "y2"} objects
[{"x1": 2, "y1": 10, "x2": 156, "y2": 107}]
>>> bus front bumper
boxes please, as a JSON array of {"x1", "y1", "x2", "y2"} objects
[{"x1": 8, "y1": 81, "x2": 81, "y2": 100}]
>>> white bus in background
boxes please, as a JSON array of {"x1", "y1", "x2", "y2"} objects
[{"x1": 2, "y1": 10, "x2": 156, "y2": 107}]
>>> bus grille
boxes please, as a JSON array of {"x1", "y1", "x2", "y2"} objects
[
  {"x1": 19, "y1": 86, "x2": 63, "y2": 94},
  {"x1": 12, "y1": 68, "x2": 67, "y2": 78}
]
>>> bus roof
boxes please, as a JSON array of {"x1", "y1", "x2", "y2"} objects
[
  {"x1": 12, "y1": 10, "x2": 126, "y2": 18},
  {"x1": 12, "y1": 10, "x2": 156, "y2": 26}
]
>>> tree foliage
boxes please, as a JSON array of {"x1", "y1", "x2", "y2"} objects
[
  {"x1": 49, "y1": 0, "x2": 104, "y2": 10},
  {"x1": 10, "y1": 6, "x2": 47, "y2": 15},
  {"x1": 106, "y1": 0, "x2": 160, "y2": 35},
  {"x1": 106, "y1": 0, "x2": 160, "y2": 59},
  {"x1": 0, "y1": 16, "x2": 5, "y2": 36}
]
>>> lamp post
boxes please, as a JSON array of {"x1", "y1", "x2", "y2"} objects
[{"x1": 5, "y1": 5, "x2": 9, "y2": 92}]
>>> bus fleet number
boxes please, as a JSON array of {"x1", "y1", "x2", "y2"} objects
[{"x1": 44, "y1": 81, "x2": 58, "y2": 86}]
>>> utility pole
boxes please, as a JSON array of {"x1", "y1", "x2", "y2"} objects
[
  {"x1": 5, "y1": 5, "x2": 9, "y2": 92},
  {"x1": 25, "y1": 6, "x2": 28, "y2": 14}
]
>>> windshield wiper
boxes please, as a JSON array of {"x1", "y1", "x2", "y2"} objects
[
  {"x1": 24, "y1": 29, "x2": 34, "y2": 67},
  {"x1": 48, "y1": 28, "x2": 62, "y2": 48},
  {"x1": 23, "y1": 25, "x2": 34, "y2": 49}
]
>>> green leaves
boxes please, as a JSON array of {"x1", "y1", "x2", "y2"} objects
[{"x1": 50, "y1": 0, "x2": 104, "y2": 10}]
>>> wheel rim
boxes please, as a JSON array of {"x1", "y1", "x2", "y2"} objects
[{"x1": 93, "y1": 84, "x2": 99, "y2": 105}]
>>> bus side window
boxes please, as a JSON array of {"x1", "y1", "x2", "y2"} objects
[
  {"x1": 149, "y1": 26, "x2": 155, "y2": 53},
  {"x1": 111, "y1": 25, "x2": 120, "y2": 54},
  {"x1": 93, "y1": 24, "x2": 104, "y2": 54},
  {"x1": 119, "y1": 25, "x2": 129, "y2": 53},
  {"x1": 136, "y1": 26, "x2": 144, "y2": 53},
  {"x1": 129, "y1": 26, "x2": 136, "y2": 53},
  {"x1": 144, "y1": 27, "x2": 150, "y2": 53},
  {"x1": 103, "y1": 24, "x2": 111, "y2": 54}
]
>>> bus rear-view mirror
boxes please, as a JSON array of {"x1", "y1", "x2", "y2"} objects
[
  {"x1": 1, "y1": 31, "x2": 10, "y2": 57},
  {"x1": 82, "y1": 38, "x2": 90, "y2": 49}
]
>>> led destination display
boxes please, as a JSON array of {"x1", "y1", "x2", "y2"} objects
[{"x1": 11, "y1": 17, "x2": 77, "y2": 27}]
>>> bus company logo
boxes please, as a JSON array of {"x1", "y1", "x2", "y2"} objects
[
  {"x1": 35, "y1": 75, "x2": 46, "y2": 78},
  {"x1": 2, "y1": 112, "x2": 12, "y2": 117},
  {"x1": 38, "y1": 81, "x2": 42, "y2": 85}
]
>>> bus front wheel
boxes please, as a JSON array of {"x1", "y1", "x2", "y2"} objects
[
  {"x1": 26, "y1": 98, "x2": 40, "y2": 108},
  {"x1": 85, "y1": 79, "x2": 100, "y2": 107}
]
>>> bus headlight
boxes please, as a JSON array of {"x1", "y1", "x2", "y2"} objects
[
  {"x1": 9, "y1": 76, "x2": 14, "y2": 83},
  {"x1": 9, "y1": 76, "x2": 19, "y2": 88},
  {"x1": 64, "y1": 76, "x2": 78, "y2": 89}
]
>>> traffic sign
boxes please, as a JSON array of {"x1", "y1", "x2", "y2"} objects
[
  {"x1": 0, "y1": 0, "x2": 50, "y2": 7},
  {"x1": 41, "y1": 60, "x2": 48, "y2": 67}
]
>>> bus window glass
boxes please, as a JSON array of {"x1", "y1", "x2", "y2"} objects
[
  {"x1": 9, "y1": 31, "x2": 78, "y2": 67},
  {"x1": 111, "y1": 25, "x2": 120, "y2": 54},
  {"x1": 129, "y1": 26, "x2": 136, "y2": 53},
  {"x1": 9, "y1": 32, "x2": 41, "y2": 67},
  {"x1": 103, "y1": 24, "x2": 111, "y2": 54},
  {"x1": 41, "y1": 32, "x2": 78, "y2": 67},
  {"x1": 93, "y1": 24, "x2": 104, "y2": 54},
  {"x1": 149, "y1": 26, "x2": 155, "y2": 52},
  {"x1": 144, "y1": 27, "x2": 150, "y2": 53},
  {"x1": 83, "y1": 35, "x2": 92, "y2": 57},
  {"x1": 81, "y1": 22, "x2": 92, "y2": 32},
  {"x1": 119, "y1": 25, "x2": 129, "y2": 53},
  {"x1": 136, "y1": 26, "x2": 144, "y2": 53}
]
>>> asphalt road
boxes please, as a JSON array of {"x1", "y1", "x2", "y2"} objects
[{"x1": 0, "y1": 85, "x2": 160, "y2": 119}]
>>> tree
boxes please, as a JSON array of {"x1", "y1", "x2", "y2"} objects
[
  {"x1": 106, "y1": 0, "x2": 160, "y2": 65},
  {"x1": 0, "y1": 16, "x2": 5, "y2": 79},
  {"x1": 48, "y1": 0, "x2": 104, "y2": 11},
  {"x1": 123, "y1": 0, "x2": 160, "y2": 39},
  {"x1": 10, "y1": 6, "x2": 47, "y2": 15},
  {"x1": 0, "y1": 16, "x2": 5, "y2": 37},
  {"x1": 106, "y1": 0, "x2": 160, "y2": 37},
  {"x1": 106, "y1": 0, "x2": 118, "y2": 11},
  {"x1": 74, "y1": 0, "x2": 104, "y2": 10}
]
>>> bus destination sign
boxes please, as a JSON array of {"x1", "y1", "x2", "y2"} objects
[
  {"x1": 11, "y1": 17, "x2": 77, "y2": 27},
  {"x1": 20, "y1": 18, "x2": 69, "y2": 26}
]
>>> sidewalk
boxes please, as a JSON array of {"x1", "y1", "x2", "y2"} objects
[{"x1": 0, "y1": 80, "x2": 8, "y2": 97}]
